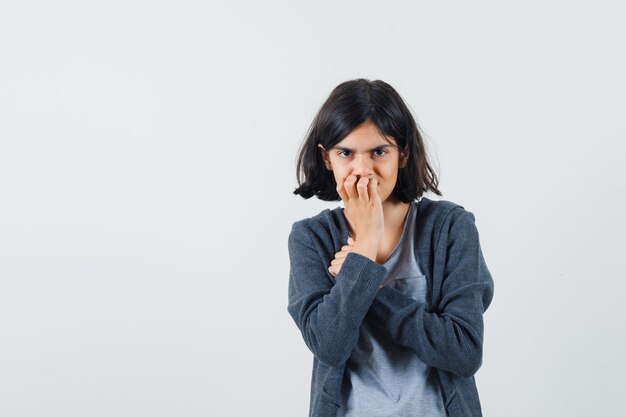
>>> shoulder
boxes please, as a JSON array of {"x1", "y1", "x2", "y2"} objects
[
  {"x1": 417, "y1": 197, "x2": 481, "y2": 239},
  {"x1": 417, "y1": 196, "x2": 467, "y2": 223},
  {"x1": 289, "y1": 207, "x2": 333, "y2": 235},
  {"x1": 288, "y1": 207, "x2": 341, "y2": 250}
]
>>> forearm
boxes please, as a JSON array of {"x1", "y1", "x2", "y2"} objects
[
  {"x1": 288, "y1": 251, "x2": 387, "y2": 367},
  {"x1": 366, "y1": 282, "x2": 490, "y2": 377}
]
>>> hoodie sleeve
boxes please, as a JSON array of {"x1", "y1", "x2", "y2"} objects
[
  {"x1": 366, "y1": 209, "x2": 495, "y2": 378},
  {"x1": 287, "y1": 221, "x2": 388, "y2": 367}
]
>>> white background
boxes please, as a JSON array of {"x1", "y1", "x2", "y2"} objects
[{"x1": 1, "y1": 1, "x2": 625, "y2": 416}]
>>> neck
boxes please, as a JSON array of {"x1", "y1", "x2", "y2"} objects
[{"x1": 382, "y1": 199, "x2": 411, "y2": 231}]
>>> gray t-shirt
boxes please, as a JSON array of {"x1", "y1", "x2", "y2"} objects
[{"x1": 336, "y1": 201, "x2": 447, "y2": 417}]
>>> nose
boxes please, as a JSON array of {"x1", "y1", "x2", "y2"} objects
[{"x1": 351, "y1": 154, "x2": 374, "y2": 178}]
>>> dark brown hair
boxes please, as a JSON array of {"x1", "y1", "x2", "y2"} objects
[{"x1": 293, "y1": 78, "x2": 442, "y2": 202}]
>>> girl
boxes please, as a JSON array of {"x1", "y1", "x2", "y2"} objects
[{"x1": 288, "y1": 78, "x2": 494, "y2": 417}]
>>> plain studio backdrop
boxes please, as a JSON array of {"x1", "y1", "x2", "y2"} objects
[{"x1": 1, "y1": 1, "x2": 624, "y2": 416}]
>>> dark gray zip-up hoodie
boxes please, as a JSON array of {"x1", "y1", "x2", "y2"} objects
[{"x1": 287, "y1": 197, "x2": 495, "y2": 417}]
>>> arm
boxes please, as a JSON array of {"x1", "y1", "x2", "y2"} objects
[
  {"x1": 287, "y1": 221, "x2": 387, "y2": 367},
  {"x1": 366, "y1": 209, "x2": 495, "y2": 377}
]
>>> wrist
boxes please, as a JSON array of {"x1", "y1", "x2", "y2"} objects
[{"x1": 352, "y1": 241, "x2": 379, "y2": 262}]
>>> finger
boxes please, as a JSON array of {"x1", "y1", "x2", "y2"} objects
[
  {"x1": 367, "y1": 177, "x2": 377, "y2": 202},
  {"x1": 334, "y1": 252, "x2": 348, "y2": 260},
  {"x1": 347, "y1": 237, "x2": 354, "y2": 245},
  {"x1": 369, "y1": 176, "x2": 381, "y2": 204},
  {"x1": 357, "y1": 176, "x2": 370, "y2": 204},
  {"x1": 336, "y1": 175, "x2": 349, "y2": 202},
  {"x1": 344, "y1": 174, "x2": 358, "y2": 201}
]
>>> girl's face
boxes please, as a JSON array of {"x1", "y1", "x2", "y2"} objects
[{"x1": 318, "y1": 120, "x2": 408, "y2": 205}]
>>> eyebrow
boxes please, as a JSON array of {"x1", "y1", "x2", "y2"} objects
[{"x1": 332, "y1": 144, "x2": 394, "y2": 152}]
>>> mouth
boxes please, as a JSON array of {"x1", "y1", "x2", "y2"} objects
[{"x1": 350, "y1": 175, "x2": 380, "y2": 186}]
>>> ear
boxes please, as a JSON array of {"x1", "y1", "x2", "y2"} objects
[
  {"x1": 317, "y1": 144, "x2": 333, "y2": 170},
  {"x1": 399, "y1": 149, "x2": 409, "y2": 169}
]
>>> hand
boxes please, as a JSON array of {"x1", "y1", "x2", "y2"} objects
[
  {"x1": 336, "y1": 174, "x2": 384, "y2": 261},
  {"x1": 328, "y1": 237, "x2": 356, "y2": 277}
]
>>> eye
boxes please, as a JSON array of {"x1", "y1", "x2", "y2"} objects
[{"x1": 336, "y1": 149, "x2": 388, "y2": 158}]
